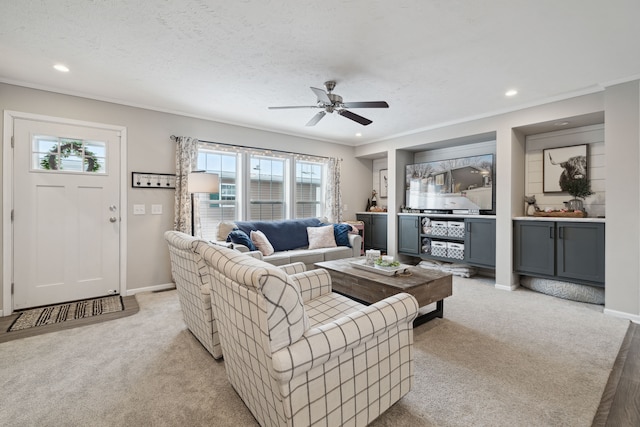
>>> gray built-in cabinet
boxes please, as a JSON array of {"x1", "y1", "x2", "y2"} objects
[
  {"x1": 513, "y1": 220, "x2": 605, "y2": 286},
  {"x1": 356, "y1": 213, "x2": 387, "y2": 252},
  {"x1": 398, "y1": 214, "x2": 496, "y2": 268}
]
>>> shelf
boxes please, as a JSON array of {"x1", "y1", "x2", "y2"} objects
[
  {"x1": 419, "y1": 254, "x2": 465, "y2": 263},
  {"x1": 420, "y1": 234, "x2": 465, "y2": 242}
]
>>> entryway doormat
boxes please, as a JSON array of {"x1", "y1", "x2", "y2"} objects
[{"x1": 8, "y1": 295, "x2": 125, "y2": 332}]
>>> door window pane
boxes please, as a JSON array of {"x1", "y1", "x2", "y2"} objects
[{"x1": 32, "y1": 136, "x2": 106, "y2": 174}]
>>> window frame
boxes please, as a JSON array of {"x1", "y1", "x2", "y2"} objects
[{"x1": 196, "y1": 142, "x2": 328, "y2": 226}]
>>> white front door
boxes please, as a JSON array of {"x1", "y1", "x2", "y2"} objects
[{"x1": 12, "y1": 118, "x2": 121, "y2": 309}]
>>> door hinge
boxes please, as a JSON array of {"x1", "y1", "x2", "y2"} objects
[
  {"x1": 11, "y1": 209, "x2": 14, "y2": 222},
  {"x1": 11, "y1": 282, "x2": 14, "y2": 295},
  {"x1": 11, "y1": 135, "x2": 15, "y2": 148}
]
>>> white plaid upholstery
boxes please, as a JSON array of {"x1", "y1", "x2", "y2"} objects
[
  {"x1": 201, "y1": 242, "x2": 419, "y2": 427},
  {"x1": 164, "y1": 231, "x2": 222, "y2": 359}
]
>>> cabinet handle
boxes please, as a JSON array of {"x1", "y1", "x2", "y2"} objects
[
  {"x1": 550, "y1": 227, "x2": 554, "y2": 239},
  {"x1": 415, "y1": 218, "x2": 419, "y2": 227},
  {"x1": 559, "y1": 227, "x2": 563, "y2": 239},
  {"x1": 466, "y1": 222, "x2": 471, "y2": 232}
]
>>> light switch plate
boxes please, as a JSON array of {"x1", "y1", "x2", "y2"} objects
[
  {"x1": 151, "y1": 204, "x2": 162, "y2": 215},
  {"x1": 133, "y1": 204, "x2": 146, "y2": 215}
]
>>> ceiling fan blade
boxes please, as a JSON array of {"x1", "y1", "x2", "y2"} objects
[
  {"x1": 306, "y1": 111, "x2": 326, "y2": 126},
  {"x1": 338, "y1": 109, "x2": 372, "y2": 126},
  {"x1": 341, "y1": 101, "x2": 389, "y2": 108},
  {"x1": 268, "y1": 105, "x2": 320, "y2": 109},
  {"x1": 310, "y1": 87, "x2": 331, "y2": 104}
]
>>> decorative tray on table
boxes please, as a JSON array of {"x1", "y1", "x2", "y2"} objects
[{"x1": 349, "y1": 259, "x2": 410, "y2": 276}]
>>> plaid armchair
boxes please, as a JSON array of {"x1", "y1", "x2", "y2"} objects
[
  {"x1": 200, "y1": 242, "x2": 419, "y2": 427},
  {"x1": 164, "y1": 231, "x2": 306, "y2": 359}
]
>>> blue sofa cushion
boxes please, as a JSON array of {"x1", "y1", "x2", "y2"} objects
[
  {"x1": 333, "y1": 223, "x2": 353, "y2": 248},
  {"x1": 226, "y1": 229, "x2": 256, "y2": 251},
  {"x1": 235, "y1": 217, "x2": 322, "y2": 252},
  {"x1": 320, "y1": 223, "x2": 353, "y2": 248}
]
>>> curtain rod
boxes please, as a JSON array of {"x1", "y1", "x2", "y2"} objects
[{"x1": 170, "y1": 135, "x2": 339, "y2": 161}]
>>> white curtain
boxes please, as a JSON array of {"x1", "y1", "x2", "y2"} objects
[
  {"x1": 173, "y1": 136, "x2": 199, "y2": 234},
  {"x1": 325, "y1": 157, "x2": 342, "y2": 223}
]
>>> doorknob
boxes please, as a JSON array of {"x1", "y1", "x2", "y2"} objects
[{"x1": 109, "y1": 217, "x2": 117, "y2": 223}]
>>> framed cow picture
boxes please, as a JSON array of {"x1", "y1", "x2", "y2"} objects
[{"x1": 543, "y1": 144, "x2": 588, "y2": 193}]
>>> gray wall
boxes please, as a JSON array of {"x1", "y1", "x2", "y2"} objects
[
  {"x1": 605, "y1": 80, "x2": 640, "y2": 318},
  {"x1": 0, "y1": 83, "x2": 370, "y2": 308},
  {"x1": 355, "y1": 87, "x2": 640, "y2": 322}
]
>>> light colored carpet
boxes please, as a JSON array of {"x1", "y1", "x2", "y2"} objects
[{"x1": 0, "y1": 277, "x2": 629, "y2": 427}]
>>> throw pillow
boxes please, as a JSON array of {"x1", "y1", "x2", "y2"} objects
[
  {"x1": 251, "y1": 230, "x2": 275, "y2": 256},
  {"x1": 226, "y1": 229, "x2": 256, "y2": 251},
  {"x1": 307, "y1": 224, "x2": 337, "y2": 249},
  {"x1": 217, "y1": 221, "x2": 237, "y2": 241},
  {"x1": 333, "y1": 223, "x2": 353, "y2": 248}
]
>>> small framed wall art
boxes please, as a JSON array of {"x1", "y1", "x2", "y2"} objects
[
  {"x1": 542, "y1": 144, "x2": 587, "y2": 193},
  {"x1": 379, "y1": 169, "x2": 388, "y2": 198}
]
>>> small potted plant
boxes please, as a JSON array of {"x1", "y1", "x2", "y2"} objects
[{"x1": 561, "y1": 178, "x2": 594, "y2": 212}]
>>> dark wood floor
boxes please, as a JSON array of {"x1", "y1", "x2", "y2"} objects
[{"x1": 593, "y1": 322, "x2": 640, "y2": 426}]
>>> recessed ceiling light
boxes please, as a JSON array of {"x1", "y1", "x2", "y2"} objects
[
  {"x1": 505, "y1": 89, "x2": 518, "y2": 97},
  {"x1": 53, "y1": 64, "x2": 69, "y2": 72},
  {"x1": 554, "y1": 121, "x2": 570, "y2": 126},
  {"x1": 355, "y1": 133, "x2": 362, "y2": 137}
]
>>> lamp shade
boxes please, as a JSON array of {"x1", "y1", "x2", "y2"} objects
[{"x1": 187, "y1": 172, "x2": 219, "y2": 193}]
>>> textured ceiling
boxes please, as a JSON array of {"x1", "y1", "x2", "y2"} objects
[{"x1": 1, "y1": 1, "x2": 639, "y2": 145}]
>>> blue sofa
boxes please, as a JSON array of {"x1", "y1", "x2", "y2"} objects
[{"x1": 214, "y1": 218, "x2": 362, "y2": 270}]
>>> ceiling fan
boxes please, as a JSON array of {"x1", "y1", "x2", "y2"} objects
[{"x1": 268, "y1": 81, "x2": 389, "y2": 126}]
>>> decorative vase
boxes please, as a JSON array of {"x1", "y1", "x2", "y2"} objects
[{"x1": 567, "y1": 199, "x2": 583, "y2": 211}]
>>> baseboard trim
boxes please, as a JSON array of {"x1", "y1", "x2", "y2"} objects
[
  {"x1": 604, "y1": 308, "x2": 640, "y2": 324},
  {"x1": 494, "y1": 283, "x2": 518, "y2": 291},
  {"x1": 0, "y1": 309, "x2": 3, "y2": 317},
  {"x1": 126, "y1": 283, "x2": 176, "y2": 296}
]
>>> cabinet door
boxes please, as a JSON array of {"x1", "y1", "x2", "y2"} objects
[
  {"x1": 514, "y1": 221, "x2": 555, "y2": 276},
  {"x1": 398, "y1": 216, "x2": 420, "y2": 254},
  {"x1": 370, "y1": 215, "x2": 388, "y2": 251},
  {"x1": 357, "y1": 214, "x2": 372, "y2": 250},
  {"x1": 556, "y1": 222, "x2": 605, "y2": 285},
  {"x1": 464, "y1": 218, "x2": 496, "y2": 267}
]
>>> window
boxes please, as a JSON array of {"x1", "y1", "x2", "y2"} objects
[
  {"x1": 249, "y1": 155, "x2": 287, "y2": 220},
  {"x1": 195, "y1": 142, "x2": 329, "y2": 239},
  {"x1": 32, "y1": 136, "x2": 106, "y2": 173},
  {"x1": 295, "y1": 161, "x2": 323, "y2": 218},
  {"x1": 197, "y1": 150, "x2": 239, "y2": 237}
]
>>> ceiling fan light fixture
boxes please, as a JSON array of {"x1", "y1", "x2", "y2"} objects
[{"x1": 269, "y1": 81, "x2": 387, "y2": 127}]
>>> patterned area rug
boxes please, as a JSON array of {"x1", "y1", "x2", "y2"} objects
[{"x1": 8, "y1": 296, "x2": 124, "y2": 332}]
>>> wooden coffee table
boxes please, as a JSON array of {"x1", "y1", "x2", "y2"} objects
[{"x1": 315, "y1": 258, "x2": 453, "y2": 326}]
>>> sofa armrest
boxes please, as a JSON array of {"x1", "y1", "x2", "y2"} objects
[
  {"x1": 271, "y1": 293, "x2": 419, "y2": 382},
  {"x1": 245, "y1": 250, "x2": 264, "y2": 260},
  {"x1": 230, "y1": 243, "x2": 251, "y2": 253},
  {"x1": 347, "y1": 233, "x2": 362, "y2": 257},
  {"x1": 289, "y1": 269, "x2": 333, "y2": 302},
  {"x1": 278, "y1": 262, "x2": 307, "y2": 275}
]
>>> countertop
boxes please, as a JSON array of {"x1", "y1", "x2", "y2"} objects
[
  {"x1": 397, "y1": 212, "x2": 495, "y2": 219},
  {"x1": 513, "y1": 216, "x2": 605, "y2": 223}
]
